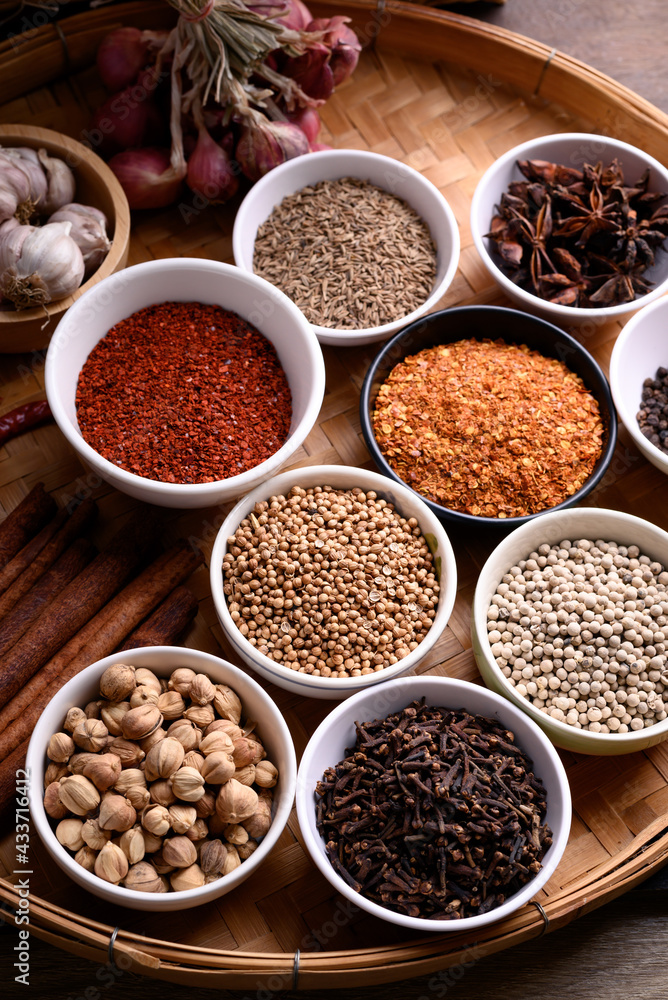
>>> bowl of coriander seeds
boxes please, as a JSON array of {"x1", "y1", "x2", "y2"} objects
[
  {"x1": 232, "y1": 148, "x2": 460, "y2": 348},
  {"x1": 472, "y1": 507, "x2": 668, "y2": 754},
  {"x1": 209, "y1": 464, "x2": 458, "y2": 699}
]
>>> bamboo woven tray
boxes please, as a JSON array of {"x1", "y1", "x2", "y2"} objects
[{"x1": 2, "y1": 1, "x2": 668, "y2": 989}]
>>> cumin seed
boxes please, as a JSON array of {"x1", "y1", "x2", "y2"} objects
[{"x1": 253, "y1": 177, "x2": 438, "y2": 330}]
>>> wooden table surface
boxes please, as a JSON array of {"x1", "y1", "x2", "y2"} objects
[{"x1": 2, "y1": 1, "x2": 668, "y2": 998}]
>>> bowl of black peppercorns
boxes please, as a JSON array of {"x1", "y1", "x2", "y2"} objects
[{"x1": 609, "y1": 294, "x2": 668, "y2": 476}]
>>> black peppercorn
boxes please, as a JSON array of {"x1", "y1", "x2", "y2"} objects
[{"x1": 638, "y1": 365, "x2": 668, "y2": 454}]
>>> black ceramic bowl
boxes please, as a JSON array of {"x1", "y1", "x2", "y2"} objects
[{"x1": 359, "y1": 305, "x2": 617, "y2": 531}]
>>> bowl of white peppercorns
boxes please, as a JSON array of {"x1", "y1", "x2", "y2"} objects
[
  {"x1": 609, "y1": 294, "x2": 668, "y2": 477},
  {"x1": 472, "y1": 507, "x2": 668, "y2": 754},
  {"x1": 210, "y1": 465, "x2": 458, "y2": 699}
]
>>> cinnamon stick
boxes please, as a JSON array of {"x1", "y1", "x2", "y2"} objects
[
  {"x1": 0, "y1": 497, "x2": 97, "y2": 618},
  {"x1": 0, "y1": 482, "x2": 56, "y2": 570},
  {"x1": 0, "y1": 506, "x2": 68, "y2": 597},
  {"x1": 119, "y1": 584, "x2": 199, "y2": 650},
  {"x1": 0, "y1": 508, "x2": 157, "y2": 711},
  {"x1": 0, "y1": 738, "x2": 29, "y2": 818},
  {"x1": 0, "y1": 538, "x2": 96, "y2": 658},
  {"x1": 0, "y1": 541, "x2": 203, "y2": 755}
]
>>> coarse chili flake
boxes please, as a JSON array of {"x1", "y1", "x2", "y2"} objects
[
  {"x1": 371, "y1": 337, "x2": 604, "y2": 518},
  {"x1": 75, "y1": 301, "x2": 292, "y2": 484}
]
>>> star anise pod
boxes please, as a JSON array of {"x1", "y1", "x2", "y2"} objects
[
  {"x1": 538, "y1": 248, "x2": 594, "y2": 306},
  {"x1": 608, "y1": 166, "x2": 667, "y2": 210},
  {"x1": 517, "y1": 158, "x2": 583, "y2": 189},
  {"x1": 553, "y1": 180, "x2": 621, "y2": 246},
  {"x1": 583, "y1": 159, "x2": 625, "y2": 192},
  {"x1": 610, "y1": 203, "x2": 666, "y2": 268},
  {"x1": 485, "y1": 214, "x2": 524, "y2": 267},
  {"x1": 508, "y1": 197, "x2": 556, "y2": 290},
  {"x1": 588, "y1": 254, "x2": 653, "y2": 305}
]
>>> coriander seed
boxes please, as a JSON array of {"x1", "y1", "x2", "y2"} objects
[{"x1": 222, "y1": 486, "x2": 440, "y2": 677}]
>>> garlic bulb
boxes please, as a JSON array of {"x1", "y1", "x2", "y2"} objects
[
  {"x1": 0, "y1": 155, "x2": 31, "y2": 225},
  {"x1": 54, "y1": 204, "x2": 109, "y2": 277},
  {"x1": 0, "y1": 220, "x2": 84, "y2": 310},
  {"x1": 0, "y1": 147, "x2": 48, "y2": 217},
  {"x1": 37, "y1": 148, "x2": 76, "y2": 215}
]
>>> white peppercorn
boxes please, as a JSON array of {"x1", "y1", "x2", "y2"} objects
[{"x1": 487, "y1": 538, "x2": 668, "y2": 733}]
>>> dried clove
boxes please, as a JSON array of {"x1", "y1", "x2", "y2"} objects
[{"x1": 315, "y1": 700, "x2": 552, "y2": 920}]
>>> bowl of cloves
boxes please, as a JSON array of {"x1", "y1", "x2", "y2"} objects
[
  {"x1": 0, "y1": 124, "x2": 130, "y2": 353},
  {"x1": 471, "y1": 132, "x2": 668, "y2": 327},
  {"x1": 296, "y1": 675, "x2": 571, "y2": 932},
  {"x1": 26, "y1": 645, "x2": 297, "y2": 911}
]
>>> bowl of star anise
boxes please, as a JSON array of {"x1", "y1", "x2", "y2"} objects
[{"x1": 471, "y1": 132, "x2": 668, "y2": 327}]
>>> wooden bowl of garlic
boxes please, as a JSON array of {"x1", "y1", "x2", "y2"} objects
[{"x1": 0, "y1": 124, "x2": 130, "y2": 354}]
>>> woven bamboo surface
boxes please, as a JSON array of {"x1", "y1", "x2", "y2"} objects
[{"x1": 1, "y1": 0, "x2": 668, "y2": 989}]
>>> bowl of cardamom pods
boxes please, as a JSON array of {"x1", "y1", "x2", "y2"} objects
[
  {"x1": 27, "y1": 645, "x2": 297, "y2": 910},
  {"x1": 471, "y1": 132, "x2": 668, "y2": 327},
  {"x1": 0, "y1": 124, "x2": 130, "y2": 352},
  {"x1": 232, "y1": 147, "x2": 460, "y2": 348}
]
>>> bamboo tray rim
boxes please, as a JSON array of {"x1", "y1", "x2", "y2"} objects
[{"x1": 2, "y1": 0, "x2": 668, "y2": 987}]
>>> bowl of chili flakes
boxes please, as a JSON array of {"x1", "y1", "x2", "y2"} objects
[
  {"x1": 360, "y1": 304, "x2": 617, "y2": 530},
  {"x1": 45, "y1": 257, "x2": 326, "y2": 508}
]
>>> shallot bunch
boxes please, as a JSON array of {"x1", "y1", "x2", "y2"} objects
[
  {"x1": 0, "y1": 147, "x2": 112, "y2": 310},
  {"x1": 88, "y1": 0, "x2": 361, "y2": 210}
]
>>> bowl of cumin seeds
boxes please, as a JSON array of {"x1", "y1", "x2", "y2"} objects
[{"x1": 232, "y1": 148, "x2": 461, "y2": 348}]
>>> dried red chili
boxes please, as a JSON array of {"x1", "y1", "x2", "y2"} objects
[
  {"x1": 372, "y1": 338, "x2": 604, "y2": 518},
  {"x1": 75, "y1": 301, "x2": 292, "y2": 484},
  {"x1": 0, "y1": 400, "x2": 52, "y2": 446}
]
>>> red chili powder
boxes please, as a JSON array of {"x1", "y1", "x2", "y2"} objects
[{"x1": 75, "y1": 301, "x2": 293, "y2": 484}]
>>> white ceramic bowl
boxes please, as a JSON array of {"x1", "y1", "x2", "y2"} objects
[
  {"x1": 472, "y1": 507, "x2": 668, "y2": 755},
  {"x1": 44, "y1": 258, "x2": 325, "y2": 508},
  {"x1": 471, "y1": 132, "x2": 668, "y2": 328},
  {"x1": 210, "y1": 464, "x2": 458, "y2": 699},
  {"x1": 609, "y1": 294, "x2": 668, "y2": 476},
  {"x1": 27, "y1": 646, "x2": 297, "y2": 911},
  {"x1": 295, "y1": 675, "x2": 571, "y2": 933},
  {"x1": 232, "y1": 148, "x2": 460, "y2": 348}
]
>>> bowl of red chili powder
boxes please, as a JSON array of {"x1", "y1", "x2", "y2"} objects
[
  {"x1": 44, "y1": 258, "x2": 325, "y2": 508},
  {"x1": 360, "y1": 304, "x2": 617, "y2": 530}
]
